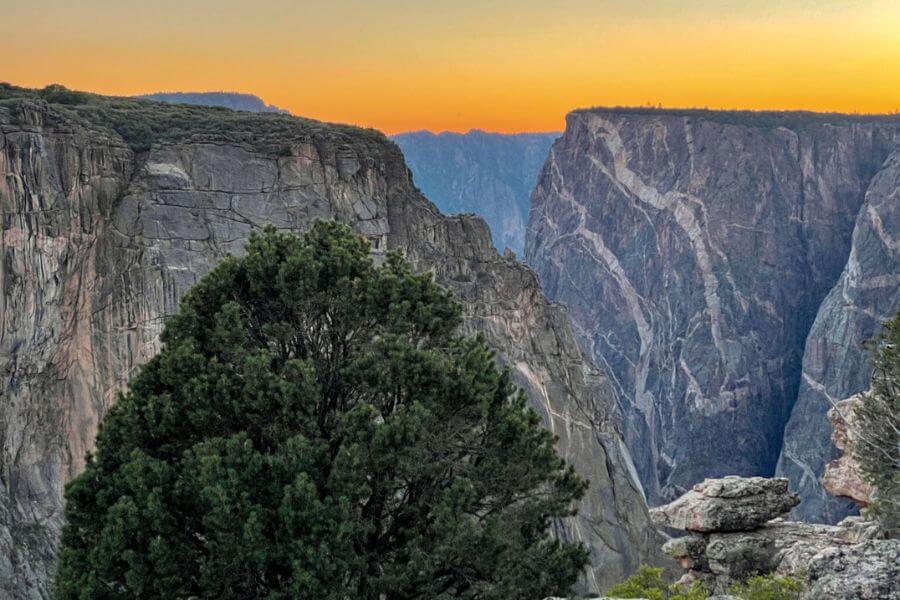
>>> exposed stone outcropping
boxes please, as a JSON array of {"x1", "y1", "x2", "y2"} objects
[
  {"x1": 777, "y1": 150, "x2": 900, "y2": 522},
  {"x1": 0, "y1": 87, "x2": 660, "y2": 598},
  {"x1": 650, "y1": 477, "x2": 799, "y2": 533},
  {"x1": 804, "y1": 539, "x2": 899, "y2": 599},
  {"x1": 657, "y1": 477, "x2": 898, "y2": 598},
  {"x1": 822, "y1": 395, "x2": 874, "y2": 508},
  {"x1": 526, "y1": 108, "x2": 900, "y2": 521}
]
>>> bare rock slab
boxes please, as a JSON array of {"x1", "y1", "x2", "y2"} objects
[{"x1": 651, "y1": 477, "x2": 800, "y2": 532}]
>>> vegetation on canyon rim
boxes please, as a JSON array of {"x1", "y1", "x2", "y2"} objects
[
  {"x1": 54, "y1": 222, "x2": 588, "y2": 599},
  {"x1": 607, "y1": 566, "x2": 803, "y2": 600},
  {"x1": 855, "y1": 311, "x2": 900, "y2": 535},
  {"x1": 0, "y1": 83, "x2": 385, "y2": 154}
]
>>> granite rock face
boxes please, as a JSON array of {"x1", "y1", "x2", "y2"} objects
[
  {"x1": 0, "y1": 89, "x2": 659, "y2": 598},
  {"x1": 650, "y1": 477, "x2": 799, "y2": 532},
  {"x1": 656, "y1": 476, "x2": 894, "y2": 597},
  {"x1": 526, "y1": 108, "x2": 900, "y2": 519},
  {"x1": 776, "y1": 150, "x2": 900, "y2": 522},
  {"x1": 391, "y1": 129, "x2": 558, "y2": 255},
  {"x1": 804, "y1": 539, "x2": 900, "y2": 600}
]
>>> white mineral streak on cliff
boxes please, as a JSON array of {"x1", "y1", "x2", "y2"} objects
[
  {"x1": 545, "y1": 150, "x2": 654, "y2": 420},
  {"x1": 587, "y1": 114, "x2": 728, "y2": 372},
  {"x1": 527, "y1": 109, "x2": 899, "y2": 520}
]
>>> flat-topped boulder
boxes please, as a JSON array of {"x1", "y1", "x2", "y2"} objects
[{"x1": 650, "y1": 477, "x2": 800, "y2": 532}]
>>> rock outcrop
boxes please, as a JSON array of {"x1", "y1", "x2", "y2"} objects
[
  {"x1": 804, "y1": 539, "x2": 899, "y2": 599},
  {"x1": 656, "y1": 476, "x2": 898, "y2": 599},
  {"x1": 392, "y1": 129, "x2": 557, "y2": 255},
  {"x1": 822, "y1": 395, "x2": 874, "y2": 508},
  {"x1": 0, "y1": 85, "x2": 659, "y2": 598},
  {"x1": 526, "y1": 108, "x2": 900, "y2": 520},
  {"x1": 650, "y1": 477, "x2": 799, "y2": 533}
]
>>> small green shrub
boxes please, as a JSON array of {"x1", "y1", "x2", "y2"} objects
[
  {"x1": 727, "y1": 573, "x2": 804, "y2": 600},
  {"x1": 39, "y1": 84, "x2": 91, "y2": 105},
  {"x1": 607, "y1": 565, "x2": 668, "y2": 599},
  {"x1": 607, "y1": 568, "x2": 803, "y2": 600},
  {"x1": 606, "y1": 565, "x2": 706, "y2": 600}
]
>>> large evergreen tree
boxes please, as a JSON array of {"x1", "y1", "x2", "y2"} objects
[{"x1": 55, "y1": 222, "x2": 588, "y2": 599}]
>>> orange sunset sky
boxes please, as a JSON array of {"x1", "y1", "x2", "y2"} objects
[{"x1": 2, "y1": 0, "x2": 899, "y2": 134}]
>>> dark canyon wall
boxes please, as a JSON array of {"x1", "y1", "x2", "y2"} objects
[{"x1": 526, "y1": 108, "x2": 899, "y2": 522}]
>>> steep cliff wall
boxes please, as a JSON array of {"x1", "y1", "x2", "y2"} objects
[
  {"x1": 391, "y1": 130, "x2": 557, "y2": 255},
  {"x1": 777, "y1": 150, "x2": 900, "y2": 521},
  {"x1": 0, "y1": 87, "x2": 660, "y2": 598},
  {"x1": 526, "y1": 108, "x2": 899, "y2": 520}
]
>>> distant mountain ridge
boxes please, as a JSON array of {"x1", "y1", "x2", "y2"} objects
[
  {"x1": 392, "y1": 129, "x2": 558, "y2": 255},
  {"x1": 138, "y1": 91, "x2": 289, "y2": 114}
]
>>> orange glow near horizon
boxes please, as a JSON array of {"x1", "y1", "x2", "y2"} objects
[{"x1": 2, "y1": 0, "x2": 899, "y2": 134}]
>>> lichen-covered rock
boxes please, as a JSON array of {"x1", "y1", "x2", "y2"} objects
[
  {"x1": 822, "y1": 394, "x2": 874, "y2": 508},
  {"x1": 663, "y1": 516, "x2": 884, "y2": 594},
  {"x1": 662, "y1": 534, "x2": 708, "y2": 570},
  {"x1": 651, "y1": 477, "x2": 799, "y2": 532},
  {"x1": 0, "y1": 87, "x2": 663, "y2": 598},
  {"x1": 804, "y1": 539, "x2": 900, "y2": 600},
  {"x1": 656, "y1": 477, "x2": 887, "y2": 595},
  {"x1": 526, "y1": 108, "x2": 900, "y2": 521}
]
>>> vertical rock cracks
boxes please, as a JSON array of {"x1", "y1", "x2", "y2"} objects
[{"x1": 0, "y1": 92, "x2": 662, "y2": 598}]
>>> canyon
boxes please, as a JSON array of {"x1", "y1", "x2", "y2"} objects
[
  {"x1": 392, "y1": 130, "x2": 558, "y2": 255},
  {"x1": 1, "y1": 85, "x2": 897, "y2": 598},
  {"x1": 0, "y1": 86, "x2": 658, "y2": 598},
  {"x1": 526, "y1": 108, "x2": 900, "y2": 523}
]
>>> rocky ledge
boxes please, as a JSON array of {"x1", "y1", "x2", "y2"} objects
[
  {"x1": 650, "y1": 476, "x2": 800, "y2": 532},
  {"x1": 656, "y1": 476, "x2": 898, "y2": 599}
]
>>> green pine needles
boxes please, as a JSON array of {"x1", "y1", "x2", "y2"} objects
[
  {"x1": 855, "y1": 311, "x2": 900, "y2": 535},
  {"x1": 55, "y1": 222, "x2": 588, "y2": 599}
]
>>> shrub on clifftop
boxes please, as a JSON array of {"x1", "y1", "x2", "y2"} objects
[{"x1": 54, "y1": 222, "x2": 588, "y2": 599}]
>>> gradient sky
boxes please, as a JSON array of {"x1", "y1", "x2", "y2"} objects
[{"x1": 2, "y1": 0, "x2": 898, "y2": 133}]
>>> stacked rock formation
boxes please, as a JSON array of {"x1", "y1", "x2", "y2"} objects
[{"x1": 653, "y1": 476, "x2": 898, "y2": 599}]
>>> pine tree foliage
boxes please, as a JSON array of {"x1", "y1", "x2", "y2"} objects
[
  {"x1": 55, "y1": 222, "x2": 588, "y2": 599},
  {"x1": 855, "y1": 311, "x2": 900, "y2": 535}
]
